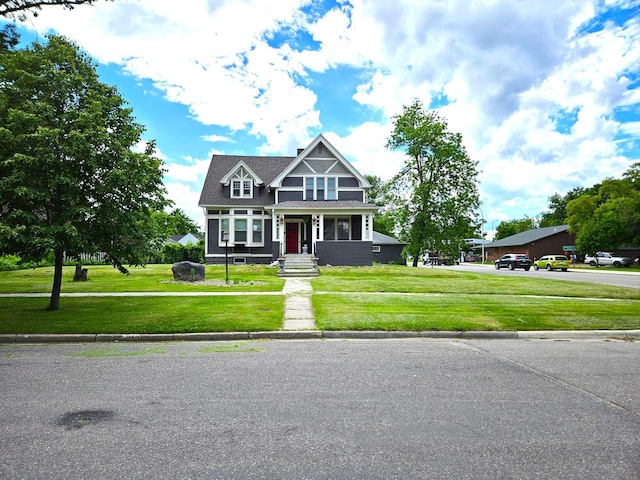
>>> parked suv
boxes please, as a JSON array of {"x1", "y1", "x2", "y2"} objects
[
  {"x1": 495, "y1": 254, "x2": 531, "y2": 271},
  {"x1": 533, "y1": 255, "x2": 569, "y2": 271},
  {"x1": 584, "y1": 252, "x2": 632, "y2": 267}
]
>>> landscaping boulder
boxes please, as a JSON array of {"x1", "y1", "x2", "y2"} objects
[{"x1": 171, "y1": 261, "x2": 205, "y2": 282}]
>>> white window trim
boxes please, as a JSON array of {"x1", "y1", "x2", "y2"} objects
[
  {"x1": 304, "y1": 175, "x2": 338, "y2": 200},
  {"x1": 217, "y1": 212, "x2": 265, "y2": 247},
  {"x1": 230, "y1": 176, "x2": 253, "y2": 199},
  {"x1": 322, "y1": 216, "x2": 351, "y2": 241}
]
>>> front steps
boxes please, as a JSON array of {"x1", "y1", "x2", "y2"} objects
[{"x1": 277, "y1": 254, "x2": 319, "y2": 277}]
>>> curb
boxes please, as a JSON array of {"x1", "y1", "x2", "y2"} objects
[{"x1": 1, "y1": 330, "x2": 639, "y2": 344}]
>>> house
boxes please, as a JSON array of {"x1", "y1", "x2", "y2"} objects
[
  {"x1": 372, "y1": 231, "x2": 406, "y2": 264},
  {"x1": 484, "y1": 225, "x2": 576, "y2": 262},
  {"x1": 166, "y1": 233, "x2": 203, "y2": 246},
  {"x1": 198, "y1": 134, "x2": 378, "y2": 266}
]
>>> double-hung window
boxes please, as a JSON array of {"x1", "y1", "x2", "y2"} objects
[
  {"x1": 305, "y1": 178, "x2": 314, "y2": 200},
  {"x1": 230, "y1": 168, "x2": 253, "y2": 198},
  {"x1": 327, "y1": 178, "x2": 336, "y2": 200},
  {"x1": 220, "y1": 218, "x2": 230, "y2": 242},
  {"x1": 252, "y1": 219, "x2": 262, "y2": 243},
  {"x1": 234, "y1": 219, "x2": 247, "y2": 242},
  {"x1": 219, "y1": 214, "x2": 264, "y2": 246}
]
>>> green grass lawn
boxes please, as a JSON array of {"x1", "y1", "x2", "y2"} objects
[
  {"x1": 311, "y1": 265, "x2": 640, "y2": 299},
  {"x1": 311, "y1": 265, "x2": 640, "y2": 332},
  {"x1": 1, "y1": 264, "x2": 639, "y2": 334},
  {"x1": 0, "y1": 296, "x2": 283, "y2": 334},
  {"x1": 313, "y1": 293, "x2": 640, "y2": 331},
  {"x1": 0, "y1": 264, "x2": 284, "y2": 293}
]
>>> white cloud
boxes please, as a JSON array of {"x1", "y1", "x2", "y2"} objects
[
  {"x1": 325, "y1": 123, "x2": 406, "y2": 181},
  {"x1": 201, "y1": 134, "x2": 234, "y2": 143},
  {"x1": 164, "y1": 180, "x2": 205, "y2": 229},
  {"x1": 15, "y1": 0, "x2": 640, "y2": 226}
]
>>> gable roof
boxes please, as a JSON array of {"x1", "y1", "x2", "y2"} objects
[
  {"x1": 219, "y1": 160, "x2": 265, "y2": 186},
  {"x1": 373, "y1": 231, "x2": 406, "y2": 245},
  {"x1": 269, "y1": 134, "x2": 371, "y2": 189},
  {"x1": 199, "y1": 155, "x2": 293, "y2": 206},
  {"x1": 166, "y1": 233, "x2": 203, "y2": 244},
  {"x1": 485, "y1": 225, "x2": 571, "y2": 248}
]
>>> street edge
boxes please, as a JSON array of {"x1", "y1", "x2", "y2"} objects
[{"x1": 1, "y1": 329, "x2": 639, "y2": 343}]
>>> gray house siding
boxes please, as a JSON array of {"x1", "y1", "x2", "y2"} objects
[
  {"x1": 207, "y1": 219, "x2": 220, "y2": 255},
  {"x1": 278, "y1": 191, "x2": 304, "y2": 202},
  {"x1": 339, "y1": 191, "x2": 364, "y2": 201},
  {"x1": 282, "y1": 177, "x2": 303, "y2": 187},
  {"x1": 339, "y1": 177, "x2": 359, "y2": 187},
  {"x1": 205, "y1": 218, "x2": 274, "y2": 265},
  {"x1": 316, "y1": 241, "x2": 372, "y2": 266},
  {"x1": 373, "y1": 244, "x2": 404, "y2": 264}
]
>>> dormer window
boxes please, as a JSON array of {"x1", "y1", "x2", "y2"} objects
[{"x1": 230, "y1": 167, "x2": 253, "y2": 198}]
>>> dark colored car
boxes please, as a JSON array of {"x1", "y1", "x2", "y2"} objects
[{"x1": 495, "y1": 254, "x2": 531, "y2": 271}]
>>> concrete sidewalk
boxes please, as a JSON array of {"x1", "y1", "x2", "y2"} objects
[{"x1": 282, "y1": 277, "x2": 317, "y2": 331}]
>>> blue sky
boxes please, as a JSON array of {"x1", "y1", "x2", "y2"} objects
[{"x1": 4, "y1": 0, "x2": 639, "y2": 237}]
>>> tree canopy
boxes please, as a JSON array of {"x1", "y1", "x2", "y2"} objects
[
  {"x1": 539, "y1": 186, "x2": 599, "y2": 228},
  {"x1": 567, "y1": 163, "x2": 640, "y2": 254},
  {"x1": 0, "y1": 34, "x2": 170, "y2": 310},
  {"x1": 493, "y1": 217, "x2": 537, "y2": 241},
  {"x1": 154, "y1": 208, "x2": 202, "y2": 237},
  {"x1": 0, "y1": 0, "x2": 111, "y2": 20},
  {"x1": 364, "y1": 174, "x2": 396, "y2": 237},
  {"x1": 386, "y1": 99, "x2": 480, "y2": 265}
]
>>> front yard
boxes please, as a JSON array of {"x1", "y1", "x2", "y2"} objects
[{"x1": 0, "y1": 264, "x2": 638, "y2": 334}]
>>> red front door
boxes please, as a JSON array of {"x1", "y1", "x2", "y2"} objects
[{"x1": 286, "y1": 223, "x2": 299, "y2": 253}]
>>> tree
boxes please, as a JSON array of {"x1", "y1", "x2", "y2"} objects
[
  {"x1": 386, "y1": 100, "x2": 480, "y2": 266},
  {"x1": 0, "y1": 0, "x2": 112, "y2": 20},
  {"x1": 0, "y1": 35, "x2": 169, "y2": 310},
  {"x1": 539, "y1": 186, "x2": 597, "y2": 228},
  {"x1": 0, "y1": 24, "x2": 19, "y2": 50},
  {"x1": 152, "y1": 208, "x2": 201, "y2": 238},
  {"x1": 494, "y1": 217, "x2": 537, "y2": 241},
  {"x1": 365, "y1": 174, "x2": 397, "y2": 237},
  {"x1": 567, "y1": 163, "x2": 640, "y2": 254}
]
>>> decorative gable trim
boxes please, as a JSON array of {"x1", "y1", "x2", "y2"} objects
[
  {"x1": 269, "y1": 134, "x2": 371, "y2": 189},
  {"x1": 219, "y1": 160, "x2": 264, "y2": 187}
]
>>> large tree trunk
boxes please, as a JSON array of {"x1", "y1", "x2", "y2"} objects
[{"x1": 48, "y1": 249, "x2": 64, "y2": 311}]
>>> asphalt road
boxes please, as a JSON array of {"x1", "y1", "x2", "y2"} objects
[
  {"x1": 432, "y1": 262, "x2": 640, "y2": 289},
  {"x1": 1, "y1": 339, "x2": 639, "y2": 479}
]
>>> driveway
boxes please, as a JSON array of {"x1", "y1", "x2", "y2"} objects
[{"x1": 1, "y1": 339, "x2": 639, "y2": 479}]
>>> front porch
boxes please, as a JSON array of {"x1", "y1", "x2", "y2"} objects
[{"x1": 271, "y1": 207, "x2": 375, "y2": 261}]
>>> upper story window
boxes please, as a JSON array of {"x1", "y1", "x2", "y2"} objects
[
  {"x1": 230, "y1": 167, "x2": 253, "y2": 198},
  {"x1": 305, "y1": 176, "x2": 337, "y2": 200}
]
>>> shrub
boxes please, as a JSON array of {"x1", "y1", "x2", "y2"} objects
[{"x1": 160, "y1": 240, "x2": 204, "y2": 264}]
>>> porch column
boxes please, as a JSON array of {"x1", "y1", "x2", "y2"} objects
[
  {"x1": 272, "y1": 213, "x2": 285, "y2": 257},
  {"x1": 362, "y1": 213, "x2": 372, "y2": 241},
  {"x1": 318, "y1": 214, "x2": 324, "y2": 241}
]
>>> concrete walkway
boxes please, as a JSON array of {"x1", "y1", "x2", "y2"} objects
[{"x1": 282, "y1": 277, "x2": 317, "y2": 330}]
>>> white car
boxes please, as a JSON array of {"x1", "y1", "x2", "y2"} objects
[{"x1": 584, "y1": 252, "x2": 632, "y2": 267}]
